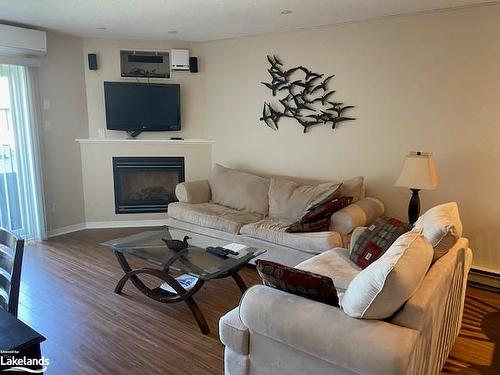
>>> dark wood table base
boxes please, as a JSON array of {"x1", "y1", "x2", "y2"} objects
[{"x1": 113, "y1": 251, "x2": 247, "y2": 334}]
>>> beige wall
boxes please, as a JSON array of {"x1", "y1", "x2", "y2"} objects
[
  {"x1": 37, "y1": 5, "x2": 500, "y2": 272},
  {"x1": 79, "y1": 142, "x2": 212, "y2": 222},
  {"x1": 82, "y1": 38, "x2": 206, "y2": 139},
  {"x1": 38, "y1": 32, "x2": 88, "y2": 232},
  {"x1": 200, "y1": 4, "x2": 500, "y2": 272}
]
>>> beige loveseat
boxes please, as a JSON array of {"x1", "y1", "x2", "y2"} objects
[
  {"x1": 219, "y1": 203, "x2": 473, "y2": 375},
  {"x1": 166, "y1": 164, "x2": 385, "y2": 266}
]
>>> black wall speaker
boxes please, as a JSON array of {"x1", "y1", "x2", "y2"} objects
[
  {"x1": 88, "y1": 53, "x2": 98, "y2": 70},
  {"x1": 189, "y1": 57, "x2": 198, "y2": 73}
]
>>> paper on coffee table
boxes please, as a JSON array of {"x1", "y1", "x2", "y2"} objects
[{"x1": 160, "y1": 274, "x2": 198, "y2": 294}]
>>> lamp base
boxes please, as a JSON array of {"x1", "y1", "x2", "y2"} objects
[{"x1": 408, "y1": 189, "x2": 420, "y2": 225}]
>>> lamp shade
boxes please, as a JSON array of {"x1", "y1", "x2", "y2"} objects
[{"x1": 394, "y1": 152, "x2": 438, "y2": 190}]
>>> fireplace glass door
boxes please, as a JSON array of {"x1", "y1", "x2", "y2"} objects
[{"x1": 113, "y1": 157, "x2": 185, "y2": 214}]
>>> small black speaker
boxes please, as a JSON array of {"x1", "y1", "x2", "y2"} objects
[
  {"x1": 88, "y1": 53, "x2": 98, "y2": 70},
  {"x1": 189, "y1": 57, "x2": 198, "y2": 73}
]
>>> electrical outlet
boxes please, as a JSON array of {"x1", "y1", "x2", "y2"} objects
[
  {"x1": 43, "y1": 99, "x2": 51, "y2": 110},
  {"x1": 51, "y1": 202, "x2": 58, "y2": 213},
  {"x1": 44, "y1": 121, "x2": 51, "y2": 131}
]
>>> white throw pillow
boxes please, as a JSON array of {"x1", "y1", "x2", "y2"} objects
[
  {"x1": 412, "y1": 202, "x2": 463, "y2": 262},
  {"x1": 341, "y1": 231, "x2": 433, "y2": 319},
  {"x1": 340, "y1": 176, "x2": 365, "y2": 202},
  {"x1": 268, "y1": 177, "x2": 341, "y2": 222}
]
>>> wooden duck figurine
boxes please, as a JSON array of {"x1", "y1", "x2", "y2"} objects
[{"x1": 162, "y1": 236, "x2": 191, "y2": 251}]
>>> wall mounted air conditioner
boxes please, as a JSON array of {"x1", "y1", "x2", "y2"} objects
[{"x1": 0, "y1": 24, "x2": 47, "y2": 56}]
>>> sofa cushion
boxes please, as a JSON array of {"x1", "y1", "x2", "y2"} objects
[
  {"x1": 295, "y1": 247, "x2": 361, "y2": 295},
  {"x1": 350, "y1": 216, "x2": 412, "y2": 269},
  {"x1": 256, "y1": 259, "x2": 339, "y2": 306},
  {"x1": 209, "y1": 164, "x2": 270, "y2": 215},
  {"x1": 412, "y1": 202, "x2": 463, "y2": 262},
  {"x1": 240, "y1": 219, "x2": 342, "y2": 253},
  {"x1": 339, "y1": 176, "x2": 365, "y2": 202},
  {"x1": 168, "y1": 202, "x2": 263, "y2": 234},
  {"x1": 268, "y1": 177, "x2": 341, "y2": 222},
  {"x1": 341, "y1": 231, "x2": 433, "y2": 319}
]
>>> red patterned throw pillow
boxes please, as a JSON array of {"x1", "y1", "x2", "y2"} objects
[
  {"x1": 286, "y1": 196, "x2": 353, "y2": 233},
  {"x1": 287, "y1": 217, "x2": 331, "y2": 232},
  {"x1": 350, "y1": 216, "x2": 412, "y2": 268},
  {"x1": 256, "y1": 259, "x2": 339, "y2": 306}
]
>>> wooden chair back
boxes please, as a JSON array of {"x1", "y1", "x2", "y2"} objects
[{"x1": 0, "y1": 228, "x2": 24, "y2": 316}]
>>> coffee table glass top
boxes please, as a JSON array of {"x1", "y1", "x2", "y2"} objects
[{"x1": 101, "y1": 227, "x2": 265, "y2": 281}]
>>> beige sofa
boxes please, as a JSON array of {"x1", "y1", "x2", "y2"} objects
[
  {"x1": 166, "y1": 164, "x2": 385, "y2": 266},
  {"x1": 219, "y1": 203, "x2": 473, "y2": 375}
]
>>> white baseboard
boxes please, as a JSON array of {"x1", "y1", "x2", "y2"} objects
[
  {"x1": 85, "y1": 219, "x2": 167, "y2": 229},
  {"x1": 47, "y1": 223, "x2": 87, "y2": 238},
  {"x1": 47, "y1": 219, "x2": 166, "y2": 238}
]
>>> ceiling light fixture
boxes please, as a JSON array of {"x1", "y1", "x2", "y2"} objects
[
  {"x1": 168, "y1": 30, "x2": 178, "y2": 34},
  {"x1": 96, "y1": 27, "x2": 107, "y2": 30},
  {"x1": 280, "y1": 9, "x2": 293, "y2": 15}
]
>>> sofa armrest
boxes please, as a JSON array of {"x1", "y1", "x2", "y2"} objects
[
  {"x1": 240, "y1": 285, "x2": 418, "y2": 375},
  {"x1": 219, "y1": 307, "x2": 249, "y2": 355},
  {"x1": 330, "y1": 197, "x2": 384, "y2": 235},
  {"x1": 391, "y1": 239, "x2": 472, "y2": 331},
  {"x1": 175, "y1": 180, "x2": 211, "y2": 203}
]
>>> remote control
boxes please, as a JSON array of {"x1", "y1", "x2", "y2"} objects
[{"x1": 206, "y1": 246, "x2": 239, "y2": 258}]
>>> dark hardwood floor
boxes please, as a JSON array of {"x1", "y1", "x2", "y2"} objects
[{"x1": 17, "y1": 228, "x2": 499, "y2": 374}]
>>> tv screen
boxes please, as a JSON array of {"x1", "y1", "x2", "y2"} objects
[{"x1": 104, "y1": 82, "x2": 180, "y2": 133}]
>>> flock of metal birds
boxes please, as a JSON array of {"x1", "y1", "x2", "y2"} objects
[{"x1": 260, "y1": 55, "x2": 355, "y2": 133}]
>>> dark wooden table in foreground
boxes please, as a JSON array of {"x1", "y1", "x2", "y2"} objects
[{"x1": 0, "y1": 308, "x2": 45, "y2": 373}]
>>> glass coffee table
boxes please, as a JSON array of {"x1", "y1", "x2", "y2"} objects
[{"x1": 101, "y1": 226, "x2": 265, "y2": 334}]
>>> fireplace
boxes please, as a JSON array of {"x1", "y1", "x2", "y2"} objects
[{"x1": 112, "y1": 157, "x2": 185, "y2": 214}]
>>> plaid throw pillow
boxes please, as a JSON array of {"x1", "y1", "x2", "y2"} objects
[
  {"x1": 256, "y1": 260, "x2": 339, "y2": 306},
  {"x1": 287, "y1": 196, "x2": 352, "y2": 233},
  {"x1": 350, "y1": 216, "x2": 412, "y2": 268}
]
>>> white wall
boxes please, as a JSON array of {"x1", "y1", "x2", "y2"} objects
[
  {"x1": 82, "y1": 38, "x2": 205, "y2": 139},
  {"x1": 200, "y1": 4, "x2": 500, "y2": 272},
  {"x1": 38, "y1": 32, "x2": 88, "y2": 231}
]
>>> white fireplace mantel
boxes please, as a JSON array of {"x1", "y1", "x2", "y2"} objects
[{"x1": 76, "y1": 138, "x2": 215, "y2": 145}]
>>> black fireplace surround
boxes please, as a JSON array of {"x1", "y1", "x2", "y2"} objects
[{"x1": 112, "y1": 157, "x2": 185, "y2": 214}]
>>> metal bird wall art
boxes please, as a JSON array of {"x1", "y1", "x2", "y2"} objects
[{"x1": 260, "y1": 55, "x2": 355, "y2": 133}]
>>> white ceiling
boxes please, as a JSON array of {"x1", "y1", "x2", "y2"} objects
[{"x1": 0, "y1": 0, "x2": 496, "y2": 42}]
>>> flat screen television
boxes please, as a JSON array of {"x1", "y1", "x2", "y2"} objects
[{"x1": 104, "y1": 82, "x2": 180, "y2": 136}]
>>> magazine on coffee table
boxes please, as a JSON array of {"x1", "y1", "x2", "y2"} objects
[{"x1": 160, "y1": 274, "x2": 199, "y2": 294}]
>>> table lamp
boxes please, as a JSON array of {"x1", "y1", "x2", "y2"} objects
[{"x1": 394, "y1": 151, "x2": 438, "y2": 224}]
